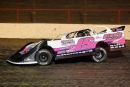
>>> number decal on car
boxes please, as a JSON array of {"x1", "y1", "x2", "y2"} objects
[{"x1": 75, "y1": 37, "x2": 94, "y2": 51}]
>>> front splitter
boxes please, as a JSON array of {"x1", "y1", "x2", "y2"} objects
[{"x1": 7, "y1": 60, "x2": 38, "y2": 65}]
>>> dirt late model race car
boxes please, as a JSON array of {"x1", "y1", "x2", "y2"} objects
[{"x1": 7, "y1": 26, "x2": 126, "y2": 65}]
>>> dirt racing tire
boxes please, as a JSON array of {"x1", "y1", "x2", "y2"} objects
[
  {"x1": 36, "y1": 49, "x2": 52, "y2": 65},
  {"x1": 92, "y1": 47, "x2": 107, "y2": 63}
]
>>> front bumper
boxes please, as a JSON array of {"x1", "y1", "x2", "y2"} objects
[{"x1": 7, "y1": 40, "x2": 48, "y2": 65}]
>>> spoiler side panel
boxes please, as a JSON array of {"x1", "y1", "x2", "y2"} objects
[{"x1": 111, "y1": 26, "x2": 125, "y2": 32}]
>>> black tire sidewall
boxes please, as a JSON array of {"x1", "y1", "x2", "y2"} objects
[
  {"x1": 36, "y1": 49, "x2": 52, "y2": 65},
  {"x1": 92, "y1": 47, "x2": 107, "y2": 62}
]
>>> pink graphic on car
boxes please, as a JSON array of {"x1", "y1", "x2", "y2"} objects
[
  {"x1": 54, "y1": 37, "x2": 95, "y2": 54},
  {"x1": 54, "y1": 32, "x2": 125, "y2": 55},
  {"x1": 19, "y1": 46, "x2": 33, "y2": 55},
  {"x1": 103, "y1": 32, "x2": 122, "y2": 40}
]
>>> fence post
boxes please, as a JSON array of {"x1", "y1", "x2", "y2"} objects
[
  {"x1": 84, "y1": 0, "x2": 87, "y2": 23},
  {"x1": 32, "y1": 0, "x2": 36, "y2": 23},
  {"x1": 118, "y1": 10, "x2": 121, "y2": 24},
  {"x1": 16, "y1": 9, "x2": 19, "y2": 23},
  {"x1": 68, "y1": 10, "x2": 70, "y2": 24}
]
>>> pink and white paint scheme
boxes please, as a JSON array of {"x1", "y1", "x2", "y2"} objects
[
  {"x1": 8, "y1": 26, "x2": 126, "y2": 65},
  {"x1": 47, "y1": 26, "x2": 125, "y2": 57}
]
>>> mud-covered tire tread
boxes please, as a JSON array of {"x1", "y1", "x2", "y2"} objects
[
  {"x1": 36, "y1": 49, "x2": 52, "y2": 65},
  {"x1": 92, "y1": 47, "x2": 107, "y2": 62}
]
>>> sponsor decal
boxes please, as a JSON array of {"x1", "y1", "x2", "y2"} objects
[
  {"x1": 103, "y1": 32, "x2": 122, "y2": 40},
  {"x1": 110, "y1": 44, "x2": 125, "y2": 49},
  {"x1": 96, "y1": 36, "x2": 102, "y2": 39},
  {"x1": 116, "y1": 28, "x2": 122, "y2": 31},
  {"x1": 57, "y1": 49, "x2": 93, "y2": 57},
  {"x1": 19, "y1": 46, "x2": 33, "y2": 55},
  {"x1": 61, "y1": 39, "x2": 75, "y2": 46},
  {"x1": 19, "y1": 43, "x2": 37, "y2": 55}
]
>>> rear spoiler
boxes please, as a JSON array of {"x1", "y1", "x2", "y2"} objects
[{"x1": 111, "y1": 26, "x2": 125, "y2": 32}]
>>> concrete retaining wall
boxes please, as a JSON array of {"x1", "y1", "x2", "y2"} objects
[{"x1": 0, "y1": 23, "x2": 129, "y2": 40}]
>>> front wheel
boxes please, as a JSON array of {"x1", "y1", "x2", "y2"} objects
[
  {"x1": 92, "y1": 47, "x2": 107, "y2": 62},
  {"x1": 36, "y1": 49, "x2": 52, "y2": 65}
]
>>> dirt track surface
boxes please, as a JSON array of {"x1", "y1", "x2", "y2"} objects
[{"x1": 0, "y1": 39, "x2": 130, "y2": 87}]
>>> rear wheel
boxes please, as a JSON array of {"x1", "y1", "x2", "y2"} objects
[
  {"x1": 92, "y1": 47, "x2": 107, "y2": 62},
  {"x1": 36, "y1": 49, "x2": 52, "y2": 65}
]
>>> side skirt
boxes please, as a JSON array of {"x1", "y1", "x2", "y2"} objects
[{"x1": 55, "y1": 51, "x2": 94, "y2": 60}]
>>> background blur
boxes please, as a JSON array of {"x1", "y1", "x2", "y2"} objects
[{"x1": 0, "y1": 0, "x2": 130, "y2": 24}]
